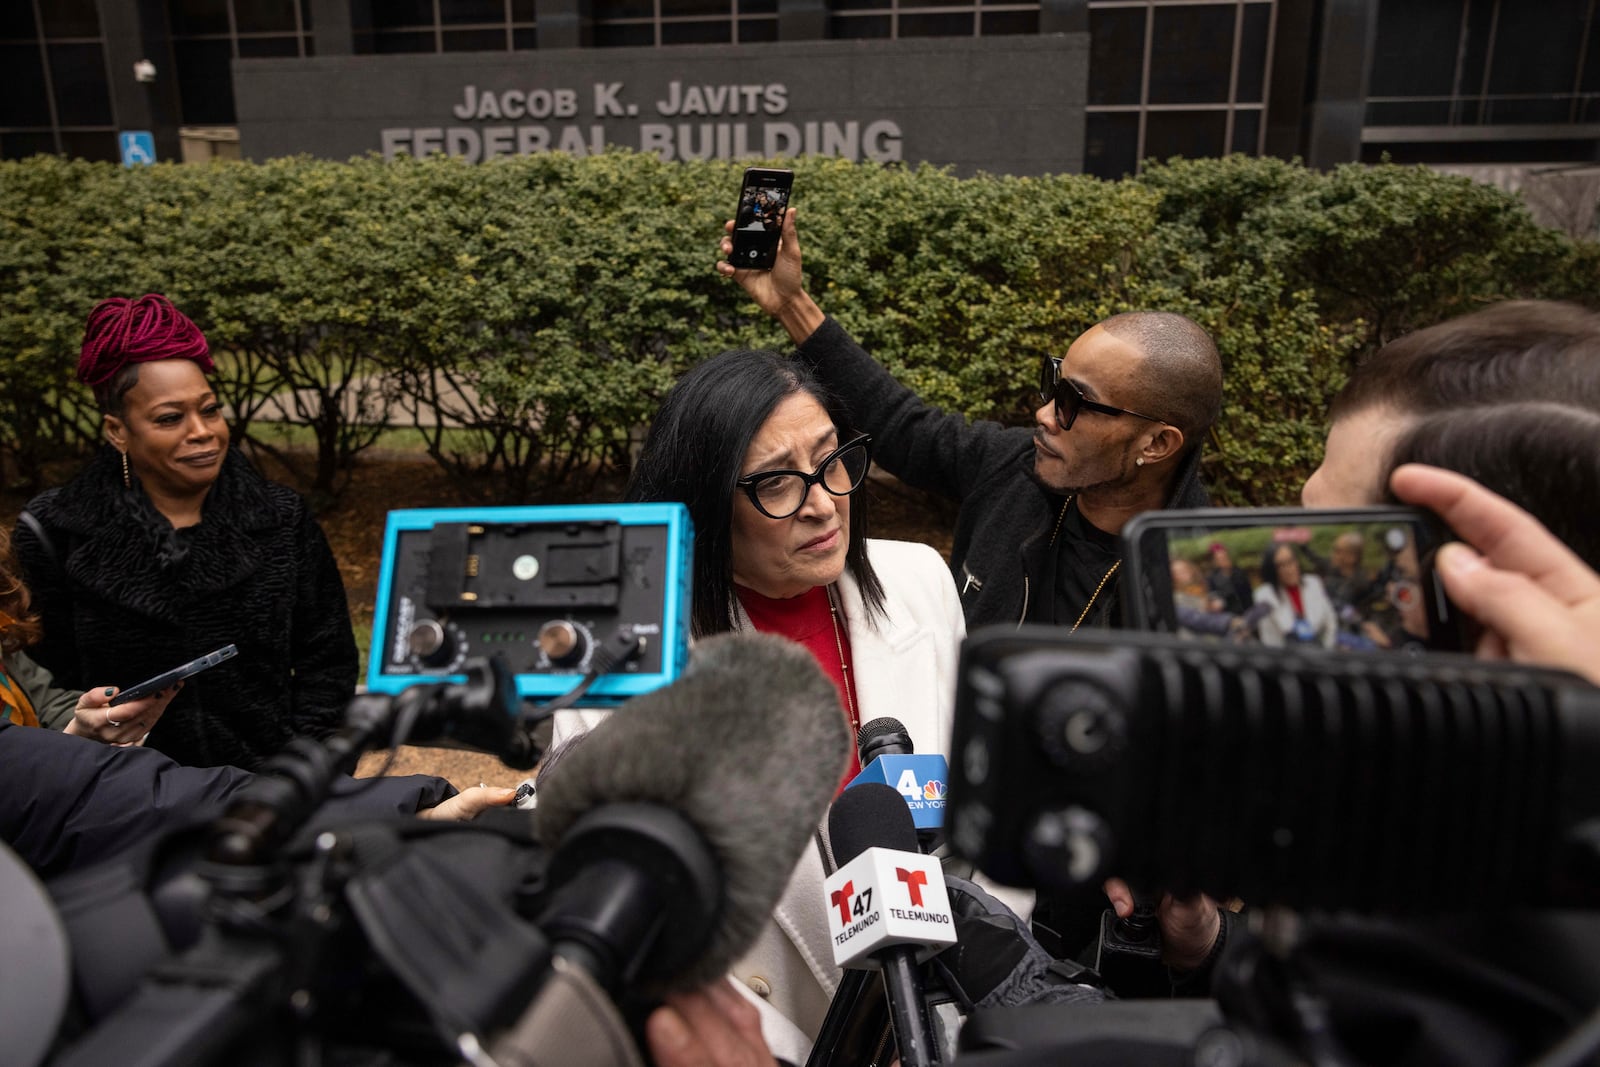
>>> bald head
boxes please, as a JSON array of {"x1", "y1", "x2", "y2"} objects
[{"x1": 1098, "y1": 311, "x2": 1223, "y2": 452}]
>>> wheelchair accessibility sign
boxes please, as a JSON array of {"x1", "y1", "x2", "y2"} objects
[{"x1": 119, "y1": 131, "x2": 156, "y2": 166}]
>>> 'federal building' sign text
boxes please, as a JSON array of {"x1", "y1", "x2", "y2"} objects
[
  {"x1": 381, "y1": 80, "x2": 905, "y2": 164},
  {"x1": 233, "y1": 37, "x2": 1087, "y2": 176}
]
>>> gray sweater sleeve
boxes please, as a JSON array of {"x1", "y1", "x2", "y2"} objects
[{"x1": 7, "y1": 650, "x2": 81, "y2": 731}]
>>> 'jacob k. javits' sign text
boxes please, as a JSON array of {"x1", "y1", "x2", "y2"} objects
[
  {"x1": 383, "y1": 80, "x2": 904, "y2": 163},
  {"x1": 233, "y1": 37, "x2": 1088, "y2": 177}
]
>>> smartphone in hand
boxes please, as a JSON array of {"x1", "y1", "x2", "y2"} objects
[
  {"x1": 728, "y1": 167, "x2": 793, "y2": 271},
  {"x1": 1120, "y1": 507, "x2": 1465, "y2": 654},
  {"x1": 109, "y1": 644, "x2": 238, "y2": 706}
]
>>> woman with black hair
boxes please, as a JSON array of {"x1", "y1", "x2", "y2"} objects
[
  {"x1": 1252, "y1": 542, "x2": 1338, "y2": 649},
  {"x1": 622, "y1": 347, "x2": 963, "y2": 786},
  {"x1": 575, "y1": 347, "x2": 965, "y2": 1060}
]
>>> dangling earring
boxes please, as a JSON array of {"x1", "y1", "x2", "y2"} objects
[{"x1": 121, "y1": 450, "x2": 131, "y2": 489}]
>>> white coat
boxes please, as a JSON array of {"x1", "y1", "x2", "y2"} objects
[{"x1": 550, "y1": 538, "x2": 965, "y2": 1062}]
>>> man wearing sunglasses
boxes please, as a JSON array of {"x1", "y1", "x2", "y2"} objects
[{"x1": 718, "y1": 211, "x2": 1223, "y2": 632}]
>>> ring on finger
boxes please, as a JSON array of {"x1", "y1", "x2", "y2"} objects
[{"x1": 106, "y1": 713, "x2": 124, "y2": 728}]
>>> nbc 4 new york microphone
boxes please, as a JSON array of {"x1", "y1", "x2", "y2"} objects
[{"x1": 847, "y1": 717, "x2": 949, "y2": 833}]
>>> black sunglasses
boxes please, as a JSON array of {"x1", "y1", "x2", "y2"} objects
[
  {"x1": 736, "y1": 434, "x2": 873, "y2": 519},
  {"x1": 1038, "y1": 355, "x2": 1165, "y2": 432}
]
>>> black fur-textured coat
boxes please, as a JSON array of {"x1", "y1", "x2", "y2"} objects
[{"x1": 14, "y1": 447, "x2": 359, "y2": 770}]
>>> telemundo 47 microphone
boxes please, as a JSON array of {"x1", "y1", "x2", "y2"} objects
[
  {"x1": 849, "y1": 717, "x2": 950, "y2": 846},
  {"x1": 529, "y1": 631, "x2": 851, "y2": 997},
  {"x1": 824, "y1": 782, "x2": 958, "y2": 1067}
]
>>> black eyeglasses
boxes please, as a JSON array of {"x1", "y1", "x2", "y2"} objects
[
  {"x1": 1038, "y1": 355, "x2": 1165, "y2": 432},
  {"x1": 736, "y1": 435, "x2": 873, "y2": 519}
]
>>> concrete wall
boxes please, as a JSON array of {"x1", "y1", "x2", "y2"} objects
[{"x1": 233, "y1": 36, "x2": 1088, "y2": 177}]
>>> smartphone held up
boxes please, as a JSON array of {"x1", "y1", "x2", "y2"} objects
[{"x1": 728, "y1": 167, "x2": 792, "y2": 271}]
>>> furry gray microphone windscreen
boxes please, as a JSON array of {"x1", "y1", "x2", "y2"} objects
[{"x1": 533, "y1": 631, "x2": 850, "y2": 992}]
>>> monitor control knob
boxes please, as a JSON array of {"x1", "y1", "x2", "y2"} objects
[
  {"x1": 538, "y1": 619, "x2": 588, "y2": 667},
  {"x1": 407, "y1": 619, "x2": 458, "y2": 669}
]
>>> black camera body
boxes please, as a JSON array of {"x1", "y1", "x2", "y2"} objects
[{"x1": 947, "y1": 626, "x2": 1600, "y2": 913}]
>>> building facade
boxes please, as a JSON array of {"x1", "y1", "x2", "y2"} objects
[{"x1": 2, "y1": 0, "x2": 1597, "y2": 179}]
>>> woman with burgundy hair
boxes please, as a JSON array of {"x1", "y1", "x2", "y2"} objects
[{"x1": 11, "y1": 295, "x2": 358, "y2": 770}]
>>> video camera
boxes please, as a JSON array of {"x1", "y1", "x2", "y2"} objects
[{"x1": 944, "y1": 625, "x2": 1600, "y2": 1065}]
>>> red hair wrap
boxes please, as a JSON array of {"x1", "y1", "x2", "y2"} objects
[{"x1": 76, "y1": 294, "x2": 214, "y2": 387}]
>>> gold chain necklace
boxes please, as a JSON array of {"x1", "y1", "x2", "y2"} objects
[
  {"x1": 1070, "y1": 560, "x2": 1121, "y2": 633},
  {"x1": 1053, "y1": 494, "x2": 1122, "y2": 634},
  {"x1": 826, "y1": 585, "x2": 859, "y2": 735}
]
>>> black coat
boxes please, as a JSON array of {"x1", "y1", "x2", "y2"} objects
[
  {"x1": 0, "y1": 721, "x2": 453, "y2": 880},
  {"x1": 791, "y1": 318, "x2": 1211, "y2": 629},
  {"x1": 13, "y1": 447, "x2": 359, "y2": 770}
]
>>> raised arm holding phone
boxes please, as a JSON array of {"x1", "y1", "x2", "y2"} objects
[{"x1": 718, "y1": 209, "x2": 1223, "y2": 633}]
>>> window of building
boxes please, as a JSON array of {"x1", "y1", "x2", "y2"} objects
[
  {"x1": 0, "y1": 0, "x2": 117, "y2": 161},
  {"x1": 586, "y1": 0, "x2": 777, "y2": 48},
  {"x1": 49, "y1": 43, "x2": 114, "y2": 127},
  {"x1": 41, "y1": 0, "x2": 104, "y2": 38},
  {"x1": 168, "y1": 0, "x2": 314, "y2": 125},
  {"x1": 826, "y1": 0, "x2": 1039, "y2": 41},
  {"x1": 1367, "y1": 0, "x2": 1600, "y2": 129},
  {"x1": 1084, "y1": 0, "x2": 1274, "y2": 179},
  {"x1": 353, "y1": 0, "x2": 536, "y2": 52}
]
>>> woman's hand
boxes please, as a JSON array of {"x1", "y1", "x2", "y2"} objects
[{"x1": 64, "y1": 681, "x2": 180, "y2": 746}]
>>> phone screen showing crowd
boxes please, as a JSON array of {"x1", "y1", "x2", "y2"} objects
[{"x1": 1151, "y1": 520, "x2": 1442, "y2": 653}]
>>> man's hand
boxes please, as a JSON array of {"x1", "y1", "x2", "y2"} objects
[
  {"x1": 417, "y1": 784, "x2": 517, "y2": 821},
  {"x1": 716, "y1": 209, "x2": 825, "y2": 344},
  {"x1": 645, "y1": 979, "x2": 779, "y2": 1067},
  {"x1": 1389, "y1": 463, "x2": 1600, "y2": 685},
  {"x1": 1104, "y1": 878, "x2": 1221, "y2": 971}
]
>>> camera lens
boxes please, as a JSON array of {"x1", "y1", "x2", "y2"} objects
[
  {"x1": 1034, "y1": 680, "x2": 1127, "y2": 768},
  {"x1": 1024, "y1": 806, "x2": 1112, "y2": 889}
]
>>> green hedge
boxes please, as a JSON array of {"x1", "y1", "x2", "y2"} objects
[{"x1": 1, "y1": 152, "x2": 1589, "y2": 505}]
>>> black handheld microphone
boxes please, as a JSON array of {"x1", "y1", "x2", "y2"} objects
[
  {"x1": 858, "y1": 717, "x2": 914, "y2": 764},
  {"x1": 827, "y1": 782, "x2": 952, "y2": 1067},
  {"x1": 852, "y1": 716, "x2": 949, "y2": 852}
]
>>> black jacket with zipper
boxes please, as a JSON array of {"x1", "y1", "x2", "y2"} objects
[{"x1": 791, "y1": 316, "x2": 1211, "y2": 630}]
